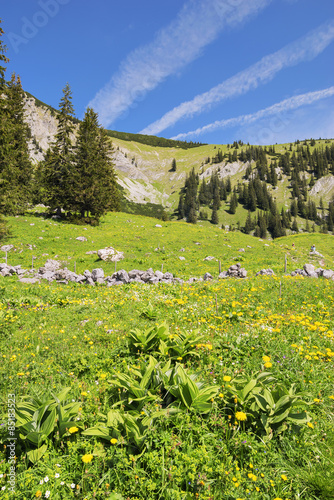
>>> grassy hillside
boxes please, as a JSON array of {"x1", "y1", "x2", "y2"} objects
[
  {"x1": 2, "y1": 211, "x2": 334, "y2": 278},
  {"x1": 0, "y1": 212, "x2": 334, "y2": 499},
  {"x1": 110, "y1": 137, "x2": 334, "y2": 219}
]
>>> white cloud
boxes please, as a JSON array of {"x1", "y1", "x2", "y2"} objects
[
  {"x1": 171, "y1": 87, "x2": 334, "y2": 140},
  {"x1": 88, "y1": 0, "x2": 272, "y2": 127},
  {"x1": 141, "y1": 20, "x2": 334, "y2": 135}
]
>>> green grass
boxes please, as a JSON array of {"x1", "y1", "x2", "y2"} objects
[{"x1": 0, "y1": 212, "x2": 334, "y2": 499}]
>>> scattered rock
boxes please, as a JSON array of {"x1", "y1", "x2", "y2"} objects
[
  {"x1": 238, "y1": 248, "x2": 245, "y2": 252},
  {"x1": 76, "y1": 236, "x2": 87, "y2": 242},
  {"x1": 86, "y1": 251, "x2": 97, "y2": 255},
  {"x1": 97, "y1": 247, "x2": 124, "y2": 262},
  {"x1": 203, "y1": 256, "x2": 215, "y2": 261},
  {"x1": 203, "y1": 272, "x2": 213, "y2": 281},
  {"x1": 112, "y1": 269, "x2": 130, "y2": 284},
  {"x1": 218, "y1": 263, "x2": 247, "y2": 279},
  {"x1": 19, "y1": 277, "x2": 40, "y2": 284},
  {"x1": 155, "y1": 224, "x2": 162, "y2": 228},
  {"x1": 1, "y1": 245, "x2": 14, "y2": 252},
  {"x1": 91, "y1": 268, "x2": 104, "y2": 281},
  {"x1": 323, "y1": 269, "x2": 334, "y2": 279},
  {"x1": 179, "y1": 256, "x2": 186, "y2": 261},
  {"x1": 44, "y1": 259, "x2": 61, "y2": 272},
  {"x1": 256, "y1": 269, "x2": 275, "y2": 276}
]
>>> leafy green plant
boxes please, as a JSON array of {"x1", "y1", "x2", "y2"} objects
[
  {"x1": 222, "y1": 373, "x2": 312, "y2": 441},
  {"x1": 128, "y1": 323, "x2": 170, "y2": 353},
  {"x1": 82, "y1": 407, "x2": 179, "y2": 452},
  {"x1": 15, "y1": 388, "x2": 82, "y2": 462},
  {"x1": 158, "y1": 329, "x2": 206, "y2": 360},
  {"x1": 164, "y1": 364, "x2": 219, "y2": 413},
  {"x1": 139, "y1": 302, "x2": 158, "y2": 321},
  {"x1": 107, "y1": 355, "x2": 169, "y2": 411}
]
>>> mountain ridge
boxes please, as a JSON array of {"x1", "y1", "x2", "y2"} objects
[{"x1": 23, "y1": 92, "x2": 334, "y2": 232}]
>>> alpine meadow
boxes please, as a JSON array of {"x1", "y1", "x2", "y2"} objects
[{"x1": 1, "y1": 2, "x2": 334, "y2": 500}]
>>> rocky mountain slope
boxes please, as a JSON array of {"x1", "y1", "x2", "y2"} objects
[{"x1": 23, "y1": 93, "x2": 334, "y2": 214}]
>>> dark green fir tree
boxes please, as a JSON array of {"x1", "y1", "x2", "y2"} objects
[
  {"x1": 72, "y1": 107, "x2": 119, "y2": 219},
  {"x1": 0, "y1": 73, "x2": 32, "y2": 214},
  {"x1": 211, "y1": 207, "x2": 219, "y2": 225},
  {"x1": 41, "y1": 83, "x2": 75, "y2": 215}
]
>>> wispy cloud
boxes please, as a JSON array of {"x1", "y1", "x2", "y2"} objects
[
  {"x1": 171, "y1": 87, "x2": 334, "y2": 140},
  {"x1": 141, "y1": 20, "x2": 334, "y2": 136},
  {"x1": 88, "y1": 0, "x2": 272, "y2": 127}
]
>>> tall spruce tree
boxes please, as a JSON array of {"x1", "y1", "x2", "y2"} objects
[
  {"x1": 72, "y1": 107, "x2": 119, "y2": 219},
  {"x1": 211, "y1": 207, "x2": 219, "y2": 225},
  {"x1": 0, "y1": 73, "x2": 32, "y2": 214},
  {"x1": 41, "y1": 83, "x2": 75, "y2": 215}
]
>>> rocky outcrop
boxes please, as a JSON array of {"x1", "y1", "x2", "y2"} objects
[
  {"x1": 289, "y1": 263, "x2": 334, "y2": 279},
  {"x1": 97, "y1": 247, "x2": 124, "y2": 262},
  {"x1": 218, "y1": 263, "x2": 247, "y2": 279},
  {"x1": 256, "y1": 269, "x2": 275, "y2": 276}
]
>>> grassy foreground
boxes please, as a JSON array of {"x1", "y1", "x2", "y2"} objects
[{"x1": 0, "y1": 213, "x2": 333, "y2": 500}]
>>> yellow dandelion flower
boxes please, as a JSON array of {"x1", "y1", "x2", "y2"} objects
[
  {"x1": 81, "y1": 454, "x2": 93, "y2": 463},
  {"x1": 110, "y1": 438, "x2": 118, "y2": 445},
  {"x1": 218, "y1": 393, "x2": 224, "y2": 398},
  {"x1": 307, "y1": 422, "x2": 314, "y2": 429},
  {"x1": 262, "y1": 355, "x2": 271, "y2": 363},
  {"x1": 264, "y1": 361, "x2": 272, "y2": 368},
  {"x1": 281, "y1": 474, "x2": 288, "y2": 481},
  {"x1": 35, "y1": 491, "x2": 42, "y2": 498},
  {"x1": 68, "y1": 426, "x2": 79, "y2": 434},
  {"x1": 223, "y1": 375, "x2": 231, "y2": 382},
  {"x1": 235, "y1": 411, "x2": 247, "y2": 421}
]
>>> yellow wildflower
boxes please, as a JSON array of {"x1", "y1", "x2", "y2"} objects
[
  {"x1": 235, "y1": 411, "x2": 247, "y2": 421},
  {"x1": 68, "y1": 427, "x2": 79, "y2": 434}
]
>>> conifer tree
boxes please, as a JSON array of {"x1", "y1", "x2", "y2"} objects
[
  {"x1": 229, "y1": 192, "x2": 237, "y2": 214},
  {"x1": 41, "y1": 83, "x2": 75, "y2": 215},
  {"x1": 292, "y1": 218, "x2": 299, "y2": 233},
  {"x1": 0, "y1": 74, "x2": 32, "y2": 214},
  {"x1": 211, "y1": 207, "x2": 219, "y2": 225},
  {"x1": 171, "y1": 158, "x2": 177, "y2": 172},
  {"x1": 244, "y1": 211, "x2": 253, "y2": 234},
  {"x1": 72, "y1": 107, "x2": 119, "y2": 219},
  {"x1": 177, "y1": 194, "x2": 185, "y2": 219}
]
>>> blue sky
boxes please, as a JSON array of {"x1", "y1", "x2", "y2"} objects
[{"x1": 1, "y1": 0, "x2": 334, "y2": 145}]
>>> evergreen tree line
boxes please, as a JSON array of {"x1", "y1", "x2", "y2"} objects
[{"x1": 0, "y1": 19, "x2": 119, "y2": 233}]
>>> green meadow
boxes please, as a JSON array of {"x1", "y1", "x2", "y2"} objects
[{"x1": 0, "y1": 212, "x2": 334, "y2": 500}]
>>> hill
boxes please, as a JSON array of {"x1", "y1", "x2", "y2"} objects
[{"x1": 23, "y1": 93, "x2": 334, "y2": 235}]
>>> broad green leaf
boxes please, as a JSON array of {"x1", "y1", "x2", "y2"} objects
[
  {"x1": 27, "y1": 444, "x2": 48, "y2": 464},
  {"x1": 252, "y1": 393, "x2": 269, "y2": 412},
  {"x1": 270, "y1": 407, "x2": 290, "y2": 424},
  {"x1": 54, "y1": 387, "x2": 71, "y2": 403},
  {"x1": 82, "y1": 426, "x2": 112, "y2": 440},
  {"x1": 287, "y1": 411, "x2": 310, "y2": 424},
  {"x1": 274, "y1": 394, "x2": 292, "y2": 411},
  {"x1": 241, "y1": 379, "x2": 257, "y2": 400},
  {"x1": 262, "y1": 388, "x2": 275, "y2": 409},
  {"x1": 25, "y1": 431, "x2": 46, "y2": 446},
  {"x1": 40, "y1": 408, "x2": 57, "y2": 437},
  {"x1": 107, "y1": 410, "x2": 124, "y2": 427}
]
